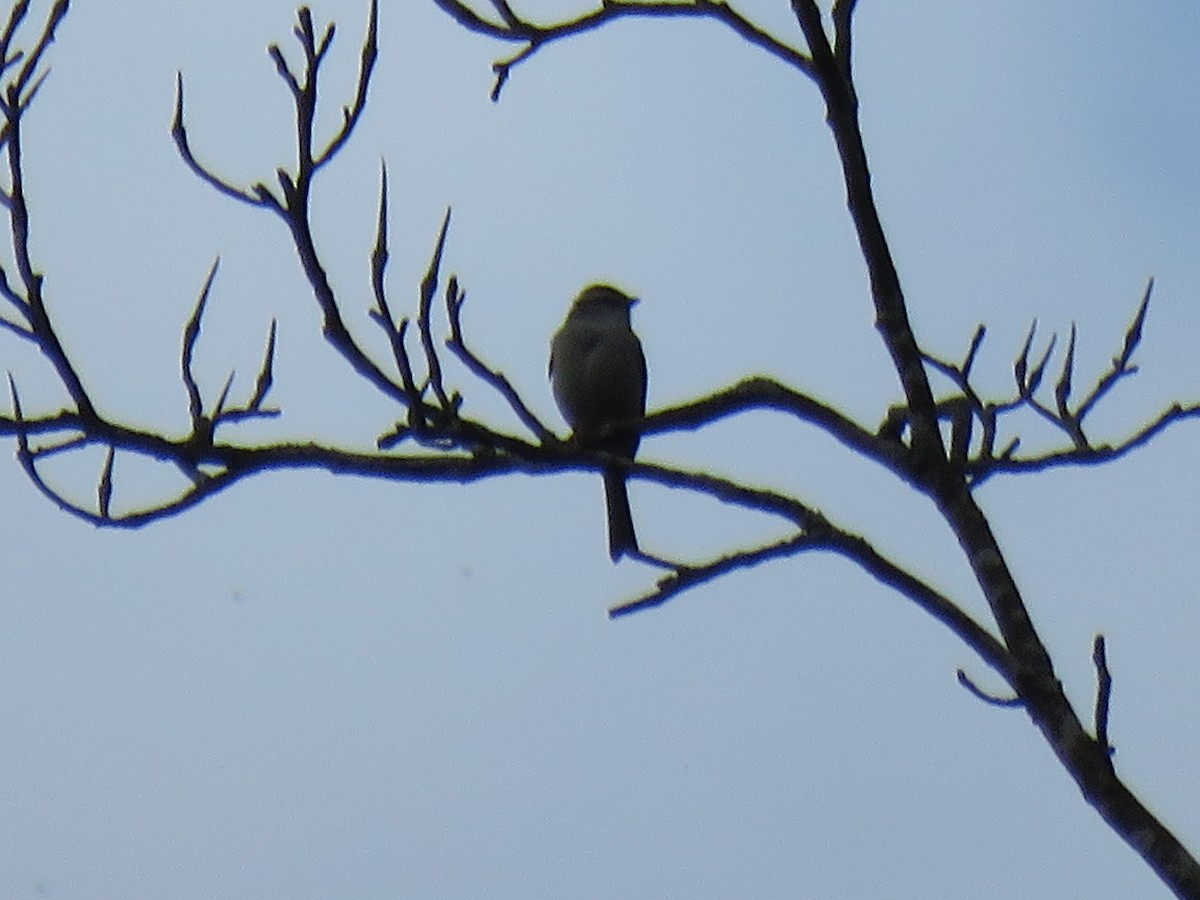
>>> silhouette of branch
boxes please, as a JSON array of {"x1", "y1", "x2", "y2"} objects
[
  {"x1": 613, "y1": 524, "x2": 1017, "y2": 693},
  {"x1": 645, "y1": 376, "x2": 915, "y2": 481},
  {"x1": 429, "y1": 0, "x2": 812, "y2": 100},
  {"x1": 367, "y1": 162, "x2": 422, "y2": 408},
  {"x1": 172, "y1": 73, "x2": 273, "y2": 209},
  {"x1": 956, "y1": 669, "x2": 1022, "y2": 708},
  {"x1": 445, "y1": 276, "x2": 555, "y2": 444},
  {"x1": 0, "y1": 0, "x2": 91, "y2": 418},
  {"x1": 610, "y1": 533, "x2": 823, "y2": 617},
  {"x1": 181, "y1": 258, "x2": 220, "y2": 434},
  {"x1": 8, "y1": 2, "x2": 1200, "y2": 889},
  {"x1": 417, "y1": 207, "x2": 454, "y2": 413},
  {"x1": 314, "y1": 0, "x2": 377, "y2": 168},
  {"x1": 919, "y1": 281, "x2": 1197, "y2": 487},
  {"x1": 1093, "y1": 634, "x2": 1114, "y2": 756},
  {"x1": 831, "y1": 0, "x2": 859, "y2": 80},
  {"x1": 968, "y1": 402, "x2": 1200, "y2": 480}
]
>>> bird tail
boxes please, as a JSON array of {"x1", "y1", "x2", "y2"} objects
[{"x1": 603, "y1": 468, "x2": 638, "y2": 562}]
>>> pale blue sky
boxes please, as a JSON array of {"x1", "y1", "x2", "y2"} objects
[{"x1": 2, "y1": 1, "x2": 1199, "y2": 897}]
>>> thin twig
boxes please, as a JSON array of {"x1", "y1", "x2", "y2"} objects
[
  {"x1": 957, "y1": 669, "x2": 1023, "y2": 708},
  {"x1": 430, "y1": 0, "x2": 813, "y2": 100},
  {"x1": 314, "y1": 0, "x2": 377, "y2": 168},
  {"x1": 1093, "y1": 634, "x2": 1114, "y2": 756},
  {"x1": 610, "y1": 533, "x2": 816, "y2": 616},
  {"x1": 368, "y1": 162, "x2": 421, "y2": 404},
  {"x1": 98, "y1": 445, "x2": 115, "y2": 519},
  {"x1": 418, "y1": 207, "x2": 453, "y2": 411},
  {"x1": 181, "y1": 258, "x2": 220, "y2": 432},
  {"x1": 172, "y1": 74, "x2": 271, "y2": 209},
  {"x1": 445, "y1": 277, "x2": 554, "y2": 443},
  {"x1": 1076, "y1": 279, "x2": 1151, "y2": 422}
]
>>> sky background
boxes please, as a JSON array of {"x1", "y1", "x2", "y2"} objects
[{"x1": 2, "y1": 1, "x2": 1200, "y2": 897}]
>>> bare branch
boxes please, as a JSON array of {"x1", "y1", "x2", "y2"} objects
[
  {"x1": 211, "y1": 370, "x2": 236, "y2": 421},
  {"x1": 1076, "y1": 279, "x2": 1152, "y2": 422},
  {"x1": 246, "y1": 319, "x2": 277, "y2": 412},
  {"x1": 648, "y1": 376, "x2": 914, "y2": 482},
  {"x1": 313, "y1": 19, "x2": 335, "y2": 64},
  {"x1": 430, "y1": 0, "x2": 812, "y2": 100},
  {"x1": 267, "y1": 43, "x2": 300, "y2": 96},
  {"x1": 172, "y1": 74, "x2": 274, "y2": 209},
  {"x1": 0, "y1": 310, "x2": 29, "y2": 338},
  {"x1": 418, "y1": 206, "x2": 453, "y2": 411},
  {"x1": 433, "y1": 0, "x2": 514, "y2": 38},
  {"x1": 368, "y1": 162, "x2": 421, "y2": 404},
  {"x1": 962, "y1": 323, "x2": 985, "y2": 380},
  {"x1": 445, "y1": 277, "x2": 555, "y2": 443},
  {"x1": 613, "y1": 512, "x2": 1017, "y2": 695},
  {"x1": 924, "y1": 285, "x2": 1184, "y2": 486},
  {"x1": 7, "y1": 369, "x2": 25, "y2": 446},
  {"x1": 1025, "y1": 330, "x2": 1057, "y2": 400},
  {"x1": 1055, "y1": 322, "x2": 1076, "y2": 420},
  {"x1": 0, "y1": 0, "x2": 30, "y2": 76},
  {"x1": 8, "y1": 2, "x2": 1197, "y2": 890},
  {"x1": 957, "y1": 669, "x2": 1022, "y2": 708},
  {"x1": 9, "y1": 0, "x2": 65, "y2": 102},
  {"x1": 1093, "y1": 634, "x2": 1114, "y2": 756},
  {"x1": 98, "y1": 445, "x2": 114, "y2": 519},
  {"x1": 971, "y1": 402, "x2": 1200, "y2": 483},
  {"x1": 3, "y1": 72, "x2": 94, "y2": 418},
  {"x1": 610, "y1": 533, "x2": 818, "y2": 617},
  {"x1": 0, "y1": 255, "x2": 27, "y2": 314},
  {"x1": 488, "y1": 0, "x2": 521, "y2": 29},
  {"x1": 1013, "y1": 319, "x2": 1035, "y2": 395},
  {"x1": 314, "y1": 0, "x2": 377, "y2": 168},
  {"x1": 181, "y1": 258, "x2": 220, "y2": 432},
  {"x1": 213, "y1": 320, "x2": 281, "y2": 426}
]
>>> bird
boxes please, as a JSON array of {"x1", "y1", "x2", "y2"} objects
[{"x1": 549, "y1": 283, "x2": 647, "y2": 562}]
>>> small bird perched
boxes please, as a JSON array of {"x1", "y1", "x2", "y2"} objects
[{"x1": 549, "y1": 284, "x2": 647, "y2": 562}]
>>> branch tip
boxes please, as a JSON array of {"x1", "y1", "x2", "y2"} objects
[
  {"x1": 956, "y1": 669, "x2": 1023, "y2": 708},
  {"x1": 98, "y1": 445, "x2": 114, "y2": 519},
  {"x1": 1093, "y1": 634, "x2": 1115, "y2": 756}
]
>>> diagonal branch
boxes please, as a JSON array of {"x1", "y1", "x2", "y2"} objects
[
  {"x1": 445, "y1": 277, "x2": 555, "y2": 443},
  {"x1": 367, "y1": 162, "x2": 423, "y2": 411},
  {"x1": 1, "y1": 1, "x2": 92, "y2": 420},
  {"x1": 315, "y1": 0, "x2": 377, "y2": 168},
  {"x1": 1076, "y1": 278, "x2": 1151, "y2": 422},
  {"x1": 610, "y1": 518, "x2": 1017, "y2": 695},
  {"x1": 967, "y1": 402, "x2": 1200, "y2": 481},
  {"x1": 172, "y1": 74, "x2": 275, "y2": 209},
  {"x1": 790, "y1": 0, "x2": 943, "y2": 472},
  {"x1": 431, "y1": 0, "x2": 812, "y2": 100},
  {"x1": 180, "y1": 258, "x2": 220, "y2": 434}
]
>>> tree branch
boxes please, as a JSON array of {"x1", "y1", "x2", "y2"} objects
[
  {"x1": 1093, "y1": 634, "x2": 1114, "y2": 756},
  {"x1": 429, "y1": 0, "x2": 812, "y2": 100}
]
